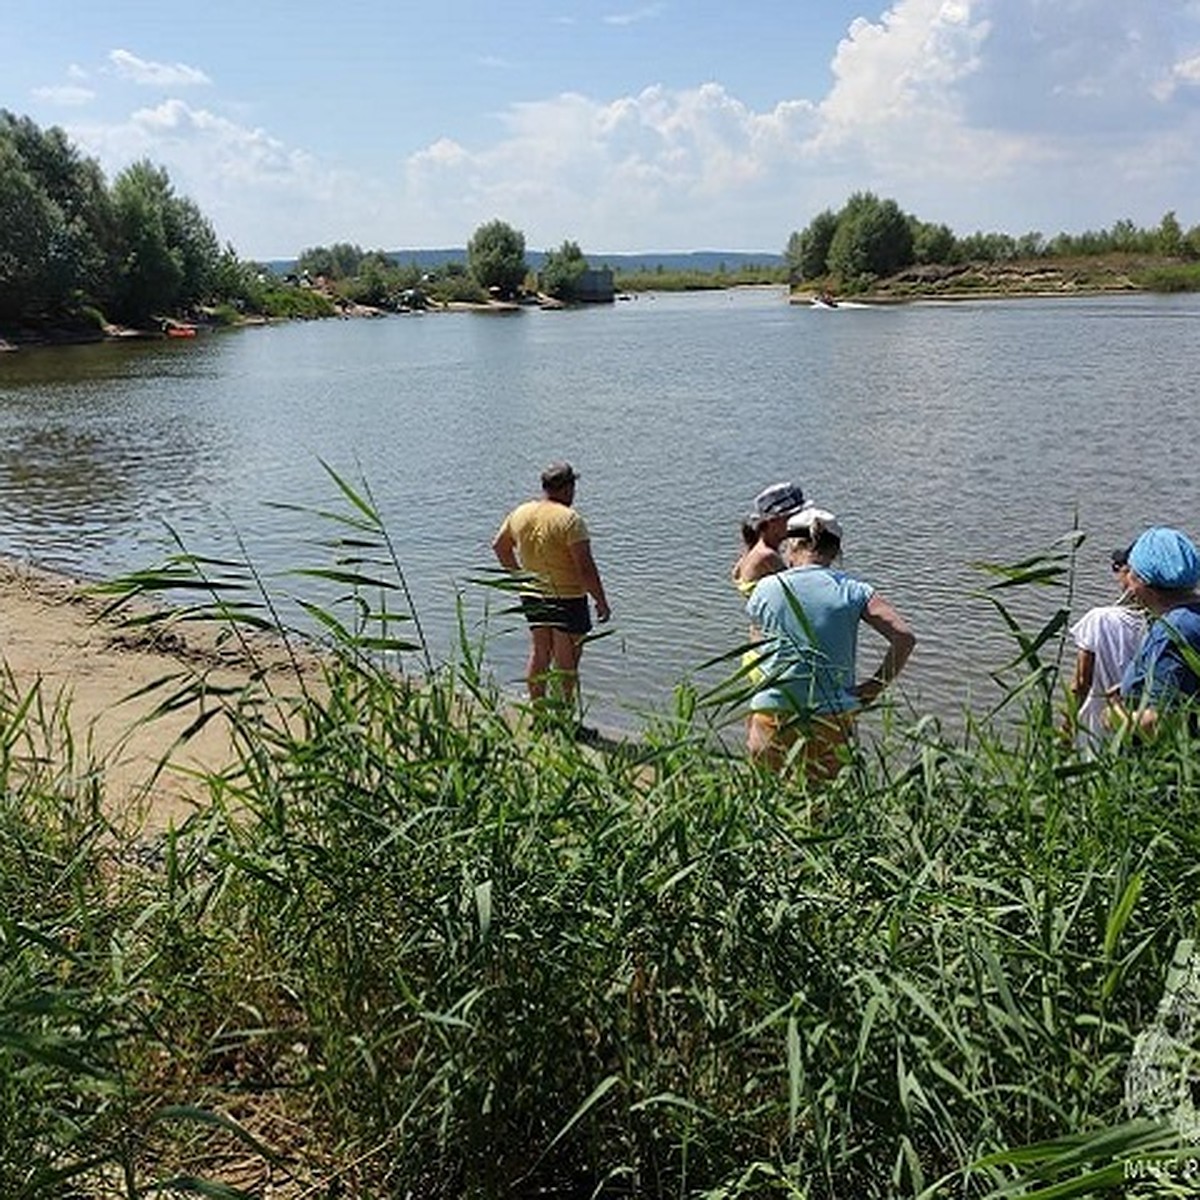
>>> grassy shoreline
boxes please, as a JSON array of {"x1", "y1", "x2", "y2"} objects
[{"x1": 3, "y1": 485, "x2": 1199, "y2": 1197}]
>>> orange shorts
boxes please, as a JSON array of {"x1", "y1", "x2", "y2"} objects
[{"x1": 746, "y1": 710, "x2": 855, "y2": 779}]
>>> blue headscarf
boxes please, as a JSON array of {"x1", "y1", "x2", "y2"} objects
[{"x1": 1128, "y1": 526, "x2": 1200, "y2": 590}]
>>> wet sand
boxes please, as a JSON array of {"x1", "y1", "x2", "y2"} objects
[{"x1": 0, "y1": 557, "x2": 311, "y2": 832}]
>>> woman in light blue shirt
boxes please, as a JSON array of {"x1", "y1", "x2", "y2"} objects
[{"x1": 745, "y1": 507, "x2": 915, "y2": 777}]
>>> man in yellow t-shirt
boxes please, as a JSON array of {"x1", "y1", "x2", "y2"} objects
[{"x1": 492, "y1": 461, "x2": 611, "y2": 709}]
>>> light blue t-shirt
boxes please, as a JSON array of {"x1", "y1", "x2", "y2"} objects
[{"x1": 746, "y1": 566, "x2": 874, "y2": 715}]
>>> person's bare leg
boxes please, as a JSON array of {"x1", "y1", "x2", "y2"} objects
[
  {"x1": 747, "y1": 712, "x2": 785, "y2": 772},
  {"x1": 802, "y1": 716, "x2": 853, "y2": 782},
  {"x1": 550, "y1": 629, "x2": 584, "y2": 711},
  {"x1": 526, "y1": 626, "x2": 555, "y2": 702}
]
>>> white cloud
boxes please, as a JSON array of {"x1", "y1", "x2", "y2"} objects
[
  {"x1": 109, "y1": 49, "x2": 211, "y2": 87},
  {"x1": 394, "y1": 0, "x2": 1200, "y2": 249},
  {"x1": 32, "y1": 84, "x2": 95, "y2": 107},
  {"x1": 1162, "y1": 51, "x2": 1200, "y2": 98},
  {"x1": 67, "y1": 99, "x2": 388, "y2": 256},
  {"x1": 602, "y1": 4, "x2": 664, "y2": 27},
  {"x1": 814, "y1": 1, "x2": 991, "y2": 156},
  {"x1": 402, "y1": 83, "x2": 821, "y2": 249},
  {"x1": 56, "y1": 2, "x2": 1200, "y2": 255}
]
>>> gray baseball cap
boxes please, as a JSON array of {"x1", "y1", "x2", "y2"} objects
[{"x1": 754, "y1": 481, "x2": 805, "y2": 519}]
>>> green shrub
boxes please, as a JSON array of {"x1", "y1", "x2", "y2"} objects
[
  {"x1": 8, "y1": 482, "x2": 1199, "y2": 1197},
  {"x1": 252, "y1": 285, "x2": 336, "y2": 319},
  {"x1": 1133, "y1": 263, "x2": 1200, "y2": 293},
  {"x1": 207, "y1": 302, "x2": 241, "y2": 325},
  {"x1": 77, "y1": 303, "x2": 107, "y2": 330},
  {"x1": 429, "y1": 273, "x2": 489, "y2": 304}
]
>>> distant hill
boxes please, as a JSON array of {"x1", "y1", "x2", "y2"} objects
[
  {"x1": 263, "y1": 248, "x2": 784, "y2": 275},
  {"x1": 583, "y1": 250, "x2": 784, "y2": 274}
]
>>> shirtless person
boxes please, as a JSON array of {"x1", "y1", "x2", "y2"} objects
[
  {"x1": 732, "y1": 481, "x2": 807, "y2": 592},
  {"x1": 492, "y1": 461, "x2": 611, "y2": 711}
]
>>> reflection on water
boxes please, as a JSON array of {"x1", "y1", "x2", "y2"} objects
[{"x1": 2, "y1": 292, "x2": 1199, "y2": 732}]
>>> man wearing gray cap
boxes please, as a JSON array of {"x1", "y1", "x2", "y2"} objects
[{"x1": 493, "y1": 461, "x2": 611, "y2": 714}]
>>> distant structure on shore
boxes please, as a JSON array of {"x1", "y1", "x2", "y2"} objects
[{"x1": 533, "y1": 265, "x2": 615, "y2": 304}]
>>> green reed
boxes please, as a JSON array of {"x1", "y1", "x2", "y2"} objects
[{"x1": 3, "y1": 472, "x2": 1198, "y2": 1197}]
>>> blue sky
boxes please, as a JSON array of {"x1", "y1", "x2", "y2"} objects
[{"x1": 8, "y1": 1, "x2": 1200, "y2": 259}]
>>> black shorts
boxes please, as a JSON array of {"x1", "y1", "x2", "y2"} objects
[{"x1": 520, "y1": 594, "x2": 592, "y2": 635}]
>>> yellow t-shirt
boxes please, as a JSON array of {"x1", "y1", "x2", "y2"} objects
[{"x1": 498, "y1": 500, "x2": 591, "y2": 597}]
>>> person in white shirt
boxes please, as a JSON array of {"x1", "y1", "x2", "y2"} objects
[{"x1": 1066, "y1": 544, "x2": 1146, "y2": 750}]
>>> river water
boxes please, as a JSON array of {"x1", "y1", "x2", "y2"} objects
[{"x1": 2, "y1": 288, "x2": 1199, "y2": 732}]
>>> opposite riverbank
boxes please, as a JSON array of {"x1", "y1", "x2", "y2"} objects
[
  {"x1": 6, "y1": 252, "x2": 1196, "y2": 351},
  {"x1": 791, "y1": 252, "x2": 1198, "y2": 303}
]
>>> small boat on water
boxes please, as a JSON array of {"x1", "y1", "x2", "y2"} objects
[
  {"x1": 810, "y1": 291, "x2": 839, "y2": 309},
  {"x1": 165, "y1": 325, "x2": 197, "y2": 338}
]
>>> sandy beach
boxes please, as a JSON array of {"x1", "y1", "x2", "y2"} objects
[{"x1": 0, "y1": 556, "x2": 306, "y2": 833}]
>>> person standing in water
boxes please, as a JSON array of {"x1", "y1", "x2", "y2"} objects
[
  {"x1": 731, "y1": 481, "x2": 807, "y2": 592},
  {"x1": 492, "y1": 461, "x2": 611, "y2": 714},
  {"x1": 745, "y1": 506, "x2": 915, "y2": 778}
]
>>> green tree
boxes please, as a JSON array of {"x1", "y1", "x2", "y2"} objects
[
  {"x1": 0, "y1": 137, "x2": 65, "y2": 321},
  {"x1": 349, "y1": 257, "x2": 393, "y2": 307},
  {"x1": 540, "y1": 239, "x2": 588, "y2": 300},
  {"x1": 110, "y1": 161, "x2": 184, "y2": 323},
  {"x1": 1107, "y1": 218, "x2": 1143, "y2": 253},
  {"x1": 1156, "y1": 211, "x2": 1184, "y2": 258},
  {"x1": 1184, "y1": 224, "x2": 1200, "y2": 262},
  {"x1": 959, "y1": 230, "x2": 1019, "y2": 262},
  {"x1": 910, "y1": 220, "x2": 957, "y2": 265},
  {"x1": 1015, "y1": 230, "x2": 1047, "y2": 259},
  {"x1": 826, "y1": 192, "x2": 914, "y2": 287},
  {"x1": 0, "y1": 111, "x2": 112, "y2": 321},
  {"x1": 165, "y1": 194, "x2": 221, "y2": 304},
  {"x1": 296, "y1": 246, "x2": 333, "y2": 278},
  {"x1": 784, "y1": 208, "x2": 838, "y2": 282},
  {"x1": 108, "y1": 160, "x2": 221, "y2": 324},
  {"x1": 297, "y1": 243, "x2": 364, "y2": 280},
  {"x1": 468, "y1": 219, "x2": 527, "y2": 298},
  {"x1": 0, "y1": 112, "x2": 259, "y2": 327}
]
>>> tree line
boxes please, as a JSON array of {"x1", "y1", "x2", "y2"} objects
[
  {"x1": 294, "y1": 223, "x2": 599, "y2": 306},
  {"x1": 0, "y1": 104, "x2": 593, "y2": 329},
  {"x1": 786, "y1": 191, "x2": 1200, "y2": 293},
  {"x1": 6, "y1": 108, "x2": 1200, "y2": 330},
  {"x1": 0, "y1": 110, "x2": 250, "y2": 327},
  {"x1": 0, "y1": 110, "x2": 341, "y2": 329}
]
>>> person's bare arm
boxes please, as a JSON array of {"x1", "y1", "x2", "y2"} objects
[
  {"x1": 1106, "y1": 694, "x2": 1160, "y2": 738},
  {"x1": 1060, "y1": 647, "x2": 1096, "y2": 737},
  {"x1": 856, "y1": 593, "x2": 915, "y2": 705},
  {"x1": 492, "y1": 526, "x2": 520, "y2": 573},
  {"x1": 1070, "y1": 648, "x2": 1096, "y2": 707},
  {"x1": 569, "y1": 539, "x2": 611, "y2": 622},
  {"x1": 741, "y1": 544, "x2": 785, "y2": 582}
]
